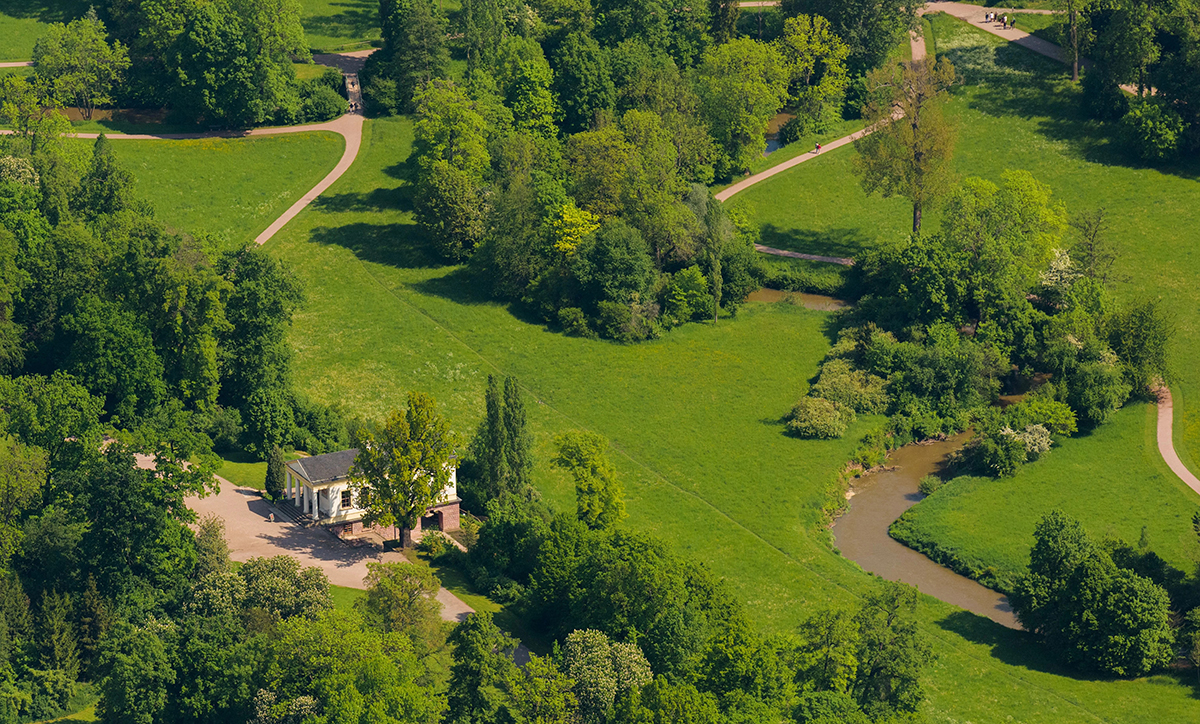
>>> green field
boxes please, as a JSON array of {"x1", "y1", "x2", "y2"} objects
[
  {"x1": 299, "y1": 0, "x2": 380, "y2": 52},
  {"x1": 892, "y1": 403, "x2": 1200, "y2": 593},
  {"x1": 0, "y1": 0, "x2": 88, "y2": 61},
  {"x1": 104, "y1": 132, "x2": 344, "y2": 250},
  {"x1": 217, "y1": 449, "x2": 310, "y2": 490},
  {"x1": 231, "y1": 108, "x2": 1200, "y2": 720}
]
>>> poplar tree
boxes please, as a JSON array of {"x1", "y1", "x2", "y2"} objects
[
  {"x1": 502, "y1": 377, "x2": 531, "y2": 491},
  {"x1": 480, "y1": 374, "x2": 509, "y2": 500},
  {"x1": 265, "y1": 445, "x2": 286, "y2": 501}
]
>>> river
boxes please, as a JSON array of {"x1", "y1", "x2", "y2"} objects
[{"x1": 831, "y1": 435, "x2": 1020, "y2": 629}]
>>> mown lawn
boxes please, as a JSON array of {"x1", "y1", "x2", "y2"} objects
[
  {"x1": 102, "y1": 132, "x2": 344, "y2": 250},
  {"x1": 0, "y1": 0, "x2": 88, "y2": 61},
  {"x1": 241, "y1": 112, "x2": 1200, "y2": 721},
  {"x1": 298, "y1": 0, "x2": 380, "y2": 52},
  {"x1": 217, "y1": 449, "x2": 308, "y2": 490}
]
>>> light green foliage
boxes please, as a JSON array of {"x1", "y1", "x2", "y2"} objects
[
  {"x1": 780, "y1": 0, "x2": 917, "y2": 73},
  {"x1": 356, "y1": 561, "x2": 444, "y2": 652},
  {"x1": 553, "y1": 430, "x2": 626, "y2": 529},
  {"x1": 266, "y1": 609, "x2": 440, "y2": 723},
  {"x1": 496, "y1": 37, "x2": 558, "y2": 138},
  {"x1": 563, "y1": 629, "x2": 651, "y2": 723},
  {"x1": 917, "y1": 474, "x2": 942, "y2": 495},
  {"x1": 447, "y1": 612, "x2": 519, "y2": 723},
  {"x1": 1009, "y1": 511, "x2": 1174, "y2": 676},
  {"x1": 664, "y1": 266, "x2": 711, "y2": 326},
  {"x1": 695, "y1": 38, "x2": 788, "y2": 177},
  {"x1": 508, "y1": 654, "x2": 579, "y2": 723},
  {"x1": 794, "y1": 606, "x2": 858, "y2": 694},
  {"x1": 0, "y1": 74, "x2": 72, "y2": 157},
  {"x1": 413, "y1": 80, "x2": 491, "y2": 260},
  {"x1": 32, "y1": 9, "x2": 130, "y2": 121},
  {"x1": 811, "y1": 358, "x2": 887, "y2": 414},
  {"x1": 193, "y1": 513, "x2": 231, "y2": 579},
  {"x1": 189, "y1": 570, "x2": 246, "y2": 619},
  {"x1": 350, "y1": 391, "x2": 458, "y2": 539},
  {"x1": 1005, "y1": 396, "x2": 1077, "y2": 437},
  {"x1": 786, "y1": 396, "x2": 854, "y2": 439},
  {"x1": 776, "y1": 15, "x2": 848, "y2": 134},
  {"x1": 0, "y1": 436, "x2": 45, "y2": 562},
  {"x1": 1065, "y1": 352, "x2": 1131, "y2": 427},
  {"x1": 238, "y1": 555, "x2": 333, "y2": 620}
]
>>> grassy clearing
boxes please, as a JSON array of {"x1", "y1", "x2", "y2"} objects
[
  {"x1": 0, "y1": 0, "x2": 88, "y2": 61},
  {"x1": 298, "y1": 0, "x2": 380, "y2": 52},
  {"x1": 239, "y1": 111, "x2": 1200, "y2": 720},
  {"x1": 217, "y1": 449, "x2": 308, "y2": 490},
  {"x1": 330, "y1": 582, "x2": 364, "y2": 611},
  {"x1": 103, "y1": 132, "x2": 344, "y2": 250},
  {"x1": 893, "y1": 403, "x2": 1200, "y2": 593}
]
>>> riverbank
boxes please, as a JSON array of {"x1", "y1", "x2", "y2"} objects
[{"x1": 831, "y1": 434, "x2": 1020, "y2": 629}]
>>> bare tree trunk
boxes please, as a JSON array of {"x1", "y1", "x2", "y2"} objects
[
  {"x1": 912, "y1": 202, "x2": 922, "y2": 234},
  {"x1": 1070, "y1": 8, "x2": 1079, "y2": 82}
]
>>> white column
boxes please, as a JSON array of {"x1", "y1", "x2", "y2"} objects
[
  {"x1": 293, "y1": 473, "x2": 300, "y2": 507},
  {"x1": 310, "y1": 486, "x2": 319, "y2": 521}
]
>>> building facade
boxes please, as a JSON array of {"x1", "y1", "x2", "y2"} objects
[{"x1": 284, "y1": 448, "x2": 460, "y2": 538}]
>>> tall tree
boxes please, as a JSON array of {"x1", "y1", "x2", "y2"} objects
[
  {"x1": 264, "y1": 445, "x2": 286, "y2": 501},
  {"x1": 709, "y1": 0, "x2": 741, "y2": 44},
  {"x1": 780, "y1": 0, "x2": 918, "y2": 74},
  {"x1": 553, "y1": 32, "x2": 616, "y2": 133},
  {"x1": 32, "y1": 9, "x2": 131, "y2": 121},
  {"x1": 552, "y1": 430, "x2": 626, "y2": 530},
  {"x1": 0, "y1": 436, "x2": 46, "y2": 564},
  {"x1": 501, "y1": 376, "x2": 531, "y2": 492},
  {"x1": 356, "y1": 561, "x2": 443, "y2": 651},
  {"x1": 694, "y1": 38, "x2": 789, "y2": 177},
  {"x1": 776, "y1": 14, "x2": 849, "y2": 132},
  {"x1": 855, "y1": 56, "x2": 957, "y2": 234},
  {"x1": 479, "y1": 374, "x2": 509, "y2": 501},
  {"x1": 349, "y1": 392, "x2": 458, "y2": 546},
  {"x1": 851, "y1": 581, "x2": 932, "y2": 718}
]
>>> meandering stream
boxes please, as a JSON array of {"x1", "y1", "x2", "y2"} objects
[{"x1": 831, "y1": 436, "x2": 1020, "y2": 629}]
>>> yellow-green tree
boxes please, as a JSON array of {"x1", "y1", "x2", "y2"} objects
[
  {"x1": 350, "y1": 392, "x2": 458, "y2": 546},
  {"x1": 552, "y1": 430, "x2": 626, "y2": 530}
]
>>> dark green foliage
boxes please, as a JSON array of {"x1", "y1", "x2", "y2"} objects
[
  {"x1": 465, "y1": 374, "x2": 532, "y2": 508},
  {"x1": 572, "y1": 220, "x2": 656, "y2": 309},
  {"x1": 447, "y1": 612, "x2": 519, "y2": 723},
  {"x1": 264, "y1": 446, "x2": 285, "y2": 501},
  {"x1": 300, "y1": 83, "x2": 345, "y2": 123},
  {"x1": 1106, "y1": 299, "x2": 1172, "y2": 394},
  {"x1": 1121, "y1": 100, "x2": 1184, "y2": 161},
  {"x1": 1009, "y1": 511, "x2": 1174, "y2": 676},
  {"x1": 97, "y1": 622, "x2": 174, "y2": 724},
  {"x1": 553, "y1": 33, "x2": 616, "y2": 133},
  {"x1": 366, "y1": 0, "x2": 450, "y2": 113},
  {"x1": 851, "y1": 581, "x2": 931, "y2": 717}
]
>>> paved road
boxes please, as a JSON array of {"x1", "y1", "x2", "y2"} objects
[
  {"x1": 0, "y1": 61, "x2": 32, "y2": 68},
  {"x1": 189, "y1": 478, "x2": 475, "y2": 622}
]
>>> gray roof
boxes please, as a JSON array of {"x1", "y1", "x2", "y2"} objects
[{"x1": 286, "y1": 448, "x2": 359, "y2": 484}]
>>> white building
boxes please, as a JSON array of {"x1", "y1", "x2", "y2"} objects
[{"x1": 284, "y1": 448, "x2": 460, "y2": 537}]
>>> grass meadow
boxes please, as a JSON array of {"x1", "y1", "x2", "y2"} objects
[
  {"x1": 103, "y1": 132, "x2": 344, "y2": 250},
  {"x1": 214, "y1": 110, "x2": 1200, "y2": 720},
  {"x1": 0, "y1": 0, "x2": 87, "y2": 61},
  {"x1": 728, "y1": 13, "x2": 1200, "y2": 496},
  {"x1": 298, "y1": 0, "x2": 381, "y2": 52}
]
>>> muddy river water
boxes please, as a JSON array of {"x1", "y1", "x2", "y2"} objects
[{"x1": 831, "y1": 435, "x2": 1020, "y2": 629}]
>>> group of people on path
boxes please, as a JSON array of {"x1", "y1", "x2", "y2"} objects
[{"x1": 984, "y1": 11, "x2": 1015, "y2": 30}]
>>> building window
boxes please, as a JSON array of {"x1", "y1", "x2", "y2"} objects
[{"x1": 341, "y1": 490, "x2": 352, "y2": 508}]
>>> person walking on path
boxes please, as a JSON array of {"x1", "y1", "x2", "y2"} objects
[{"x1": 815, "y1": 142, "x2": 822, "y2": 154}]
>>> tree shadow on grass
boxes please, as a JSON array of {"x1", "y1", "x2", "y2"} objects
[
  {"x1": 0, "y1": 0, "x2": 88, "y2": 21},
  {"x1": 942, "y1": 39, "x2": 1200, "y2": 182},
  {"x1": 308, "y1": 221, "x2": 445, "y2": 269},
  {"x1": 759, "y1": 225, "x2": 875, "y2": 259},
  {"x1": 313, "y1": 186, "x2": 414, "y2": 214},
  {"x1": 411, "y1": 267, "x2": 551, "y2": 327},
  {"x1": 935, "y1": 609, "x2": 1200, "y2": 698},
  {"x1": 301, "y1": 0, "x2": 379, "y2": 44}
]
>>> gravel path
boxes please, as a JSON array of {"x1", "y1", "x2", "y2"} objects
[
  {"x1": 189, "y1": 477, "x2": 477, "y2": 622},
  {"x1": 1156, "y1": 388, "x2": 1200, "y2": 496}
]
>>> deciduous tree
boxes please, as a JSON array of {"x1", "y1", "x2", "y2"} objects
[
  {"x1": 32, "y1": 9, "x2": 131, "y2": 121},
  {"x1": 350, "y1": 392, "x2": 458, "y2": 545},
  {"x1": 855, "y1": 56, "x2": 957, "y2": 234},
  {"x1": 694, "y1": 38, "x2": 789, "y2": 177},
  {"x1": 552, "y1": 430, "x2": 625, "y2": 530}
]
